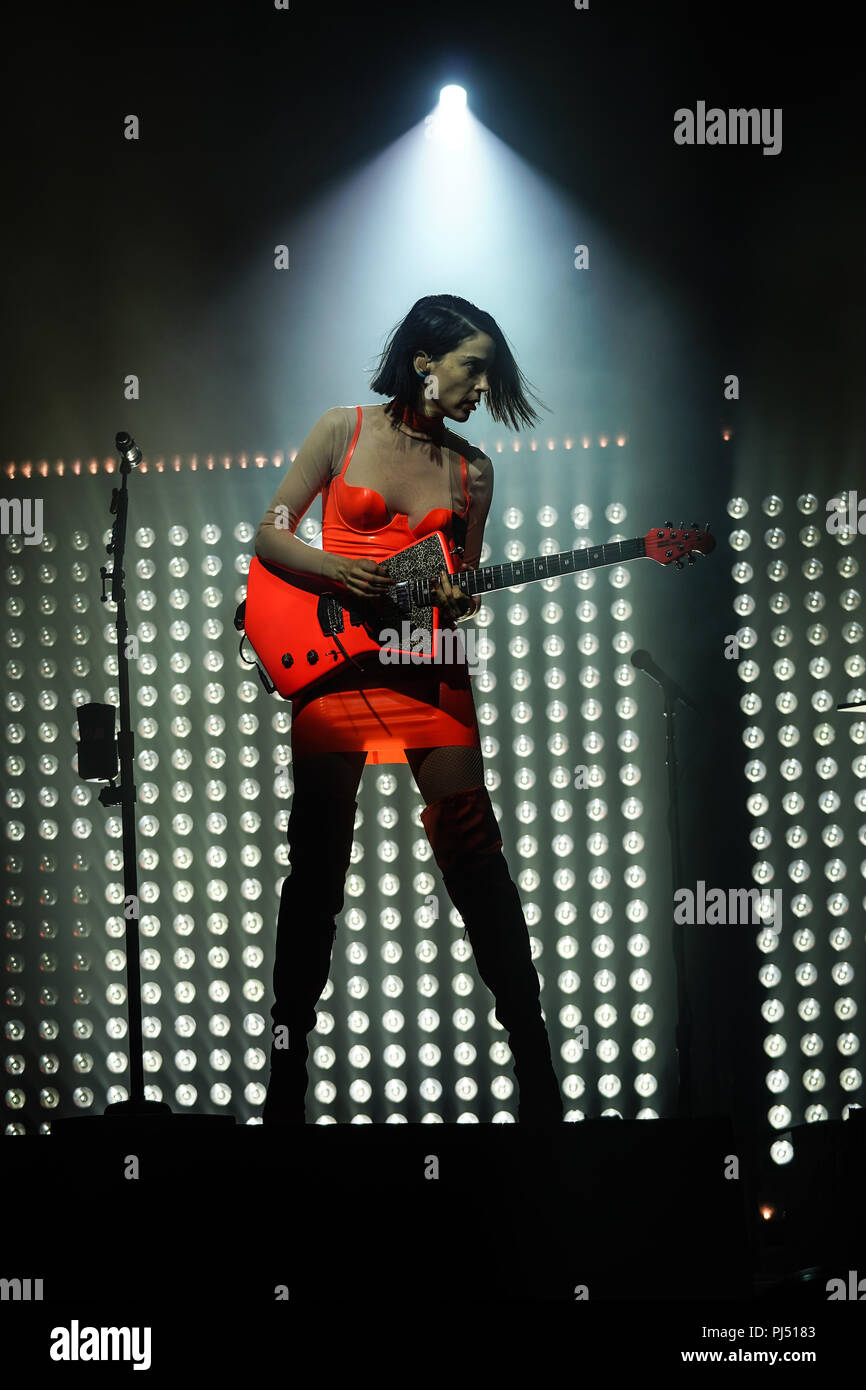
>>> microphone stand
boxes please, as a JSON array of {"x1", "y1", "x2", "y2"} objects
[
  {"x1": 57, "y1": 433, "x2": 235, "y2": 1137},
  {"x1": 100, "y1": 434, "x2": 171, "y2": 1120},
  {"x1": 74, "y1": 433, "x2": 172, "y2": 1124}
]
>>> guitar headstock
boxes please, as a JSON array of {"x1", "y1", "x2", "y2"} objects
[{"x1": 644, "y1": 522, "x2": 716, "y2": 569}]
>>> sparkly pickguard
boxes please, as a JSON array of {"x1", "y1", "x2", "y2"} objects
[
  {"x1": 319, "y1": 532, "x2": 453, "y2": 654},
  {"x1": 240, "y1": 531, "x2": 464, "y2": 700}
]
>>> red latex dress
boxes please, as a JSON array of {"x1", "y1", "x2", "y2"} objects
[{"x1": 289, "y1": 401, "x2": 485, "y2": 765}]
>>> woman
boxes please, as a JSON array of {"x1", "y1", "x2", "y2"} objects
[{"x1": 255, "y1": 293, "x2": 562, "y2": 1125}]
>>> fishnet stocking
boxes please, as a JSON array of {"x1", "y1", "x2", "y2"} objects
[{"x1": 404, "y1": 744, "x2": 485, "y2": 805}]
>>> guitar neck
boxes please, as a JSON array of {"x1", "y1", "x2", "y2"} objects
[{"x1": 423, "y1": 535, "x2": 647, "y2": 603}]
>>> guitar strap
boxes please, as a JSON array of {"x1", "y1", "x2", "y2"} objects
[
  {"x1": 451, "y1": 509, "x2": 467, "y2": 560},
  {"x1": 448, "y1": 446, "x2": 467, "y2": 562}
]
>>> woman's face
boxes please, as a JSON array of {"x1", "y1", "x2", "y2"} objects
[{"x1": 416, "y1": 331, "x2": 495, "y2": 422}]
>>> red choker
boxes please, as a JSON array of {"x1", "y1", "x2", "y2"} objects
[{"x1": 386, "y1": 397, "x2": 445, "y2": 443}]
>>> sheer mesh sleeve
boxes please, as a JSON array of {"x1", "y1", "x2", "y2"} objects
[
  {"x1": 457, "y1": 453, "x2": 493, "y2": 616},
  {"x1": 254, "y1": 408, "x2": 348, "y2": 577}
]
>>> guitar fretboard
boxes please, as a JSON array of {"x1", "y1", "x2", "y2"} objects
[{"x1": 414, "y1": 535, "x2": 646, "y2": 604}]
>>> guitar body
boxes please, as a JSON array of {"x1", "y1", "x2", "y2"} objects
[
  {"x1": 237, "y1": 518, "x2": 715, "y2": 701},
  {"x1": 242, "y1": 530, "x2": 460, "y2": 700}
]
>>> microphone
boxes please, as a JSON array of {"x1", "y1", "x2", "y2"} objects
[
  {"x1": 631, "y1": 648, "x2": 697, "y2": 712},
  {"x1": 115, "y1": 432, "x2": 142, "y2": 467}
]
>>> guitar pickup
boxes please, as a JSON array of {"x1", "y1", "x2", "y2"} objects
[
  {"x1": 317, "y1": 594, "x2": 345, "y2": 634},
  {"x1": 393, "y1": 579, "x2": 411, "y2": 615}
]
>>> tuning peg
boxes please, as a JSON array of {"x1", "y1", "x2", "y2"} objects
[
  {"x1": 687, "y1": 553, "x2": 696, "y2": 564},
  {"x1": 665, "y1": 520, "x2": 672, "y2": 528},
  {"x1": 692, "y1": 521, "x2": 698, "y2": 528},
  {"x1": 674, "y1": 558, "x2": 684, "y2": 569}
]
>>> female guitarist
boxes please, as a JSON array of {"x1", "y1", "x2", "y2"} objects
[{"x1": 254, "y1": 292, "x2": 563, "y2": 1125}]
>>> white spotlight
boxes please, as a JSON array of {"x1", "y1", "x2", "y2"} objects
[
  {"x1": 439, "y1": 84, "x2": 467, "y2": 111},
  {"x1": 425, "y1": 84, "x2": 469, "y2": 149}
]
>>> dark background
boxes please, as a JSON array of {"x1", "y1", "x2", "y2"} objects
[{"x1": 3, "y1": 0, "x2": 862, "y2": 466}]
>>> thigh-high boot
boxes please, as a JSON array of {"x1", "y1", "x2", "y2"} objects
[
  {"x1": 261, "y1": 794, "x2": 358, "y2": 1125},
  {"x1": 420, "y1": 785, "x2": 563, "y2": 1124}
]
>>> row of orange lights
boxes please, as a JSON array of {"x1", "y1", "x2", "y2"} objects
[{"x1": 5, "y1": 430, "x2": 740, "y2": 480}]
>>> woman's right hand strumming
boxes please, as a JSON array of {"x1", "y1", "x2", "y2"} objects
[{"x1": 327, "y1": 554, "x2": 396, "y2": 599}]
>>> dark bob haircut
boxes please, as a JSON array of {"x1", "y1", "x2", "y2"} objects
[{"x1": 368, "y1": 293, "x2": 546, "y2": 432}]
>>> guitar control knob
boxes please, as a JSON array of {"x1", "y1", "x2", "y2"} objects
[
  {"x1": 306, "y1": 650, "x2": 319, "y2": 665},
  {"x1": 281, "y1": 653, "x2": 294, "y2": 668}
]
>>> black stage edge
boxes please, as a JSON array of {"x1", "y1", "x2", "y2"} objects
[
  {"x1": 4, "y1": 1117, "x2": 863, "y2": 1372},
  {"x1": 7, "y1": 1115, "x2": 866, "y2": 1303}
]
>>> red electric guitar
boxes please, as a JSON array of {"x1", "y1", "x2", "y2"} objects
[{"x1": 235, "y1": 522, "x2": 715, "y2": 700}]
